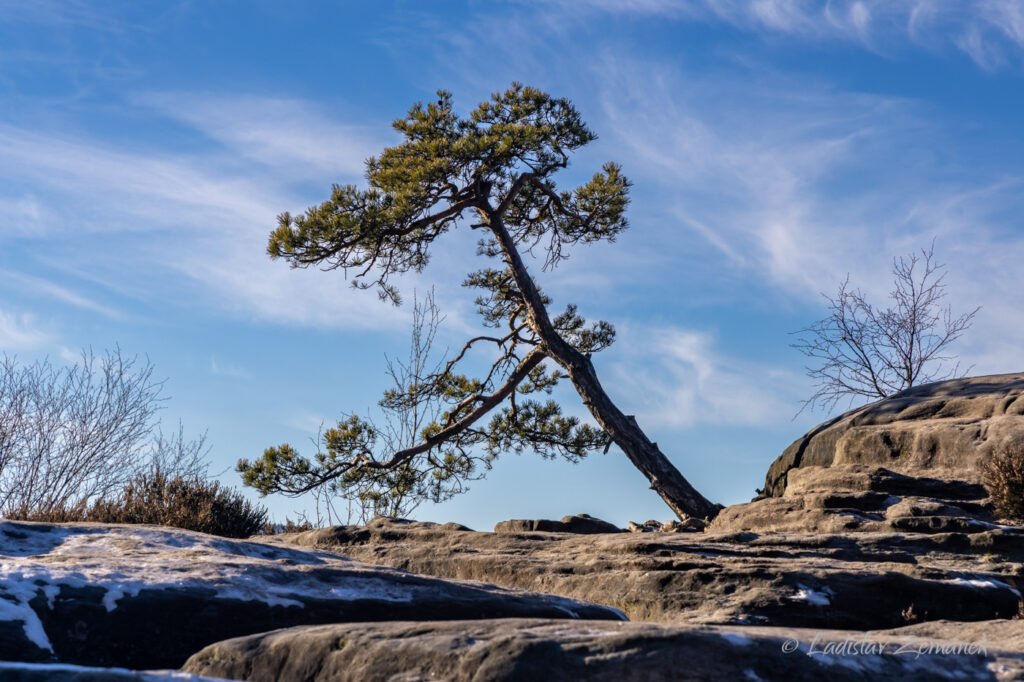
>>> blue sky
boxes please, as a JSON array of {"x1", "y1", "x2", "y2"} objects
[{"x1": 3, "y1": 1, "x2": 1024, "y2": 528}]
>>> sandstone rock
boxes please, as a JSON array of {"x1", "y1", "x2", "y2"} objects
[
  {"x1": 283, "y1": 521, "x2": 1024, "y2": 630},
  {"x1": 711, "y1": 464, "x2": 1001, "y2": 534},
  {"x1": 663, "y1": 517, "x2": 709, "y2": 533},
  {"x1": 764, "y1": 372, "x2": 1024, "y2": 498},
  {"x1": 365, "y1": 517, "x2": 474, "y2": 532},
  {"x1": 627, "y1": 520, "x2": 662, "y2": 532},
  {"x1": 494, "y1": 513, "x2": 622, "y2": 534},
  {"x1": 183, "y1": 617, "x2": 1024, "y2": 682},
  {"x1": 0, "y1": 522, "x2": 622, "y2": 669}
]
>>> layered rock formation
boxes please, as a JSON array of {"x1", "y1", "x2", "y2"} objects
[
  {"x1": 494, "y1": 513, "x2": 623, "y2": 534},
  {"x1": 0, "y1": 521, "x2": 621, "y2": 669},
  {"x1": 710, "y1": 464, "x2": 1001, "y2": 533},
  {"x1": 280, "y1": 518, "x2": 1024, "y2": 629},
  {"x1": 764, "y1": 372, "x2": 1024, "y2": 497},
  {"x1": 5, "y1": 373, "x2": 1024, "y2": 680},
  {"x1": 184, "y1": 617, "x2": 1024, "y2": 682}
]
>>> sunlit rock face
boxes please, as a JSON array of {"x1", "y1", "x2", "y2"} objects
[
  {"x1": 764, "y1": 372, "x2": 1024, "y2": 498},
  {"x1": 182, "y1": 617, "x2": 1024, "y2": 682},
  {"x1": 283, "y1": 517, "x2": 1023, "y2": 632}
]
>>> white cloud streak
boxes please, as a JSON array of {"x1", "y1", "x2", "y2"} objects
[
  {"x1": 0, "y1": 270, "x2": 124, "y2": 319},
  {"x1": 134, "y1": 93, "x2": 387, "y2": 180},
  {"x1": 0, "y1": 99, "x2": 409, "y2": 331},
  {"x1": 545, "y1": 0, "x2": 1024, "y2": 70},
  {"x1": 210, "y1": 357, "x2": 249, "y2": 379},
  {"x1": 0, "y1": 310, "x2": 50, "y2": 351},
  {"x1": 596, "y1": 55, "x2": 1024, "y2": 378},
  {"x1": 609, "y1": 324, "x2": 806, "y2": 429}
]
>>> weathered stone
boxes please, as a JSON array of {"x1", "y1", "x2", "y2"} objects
[
  {"x1": 627, "y1": 520, "x2": 662, "y2": 532},
  {"x1": 494, "y1": 513, "x2": 622, "y2": 534},
  {"x1": 711, "y1": 464, "x2": 1003, "y2": 534},
  {"x1": 764, "y1": 372, "x2": 1024, "y2": 498},
  {"x1": 0, "y1": 522, "x2": 622, "y2": 669},
  {"x1": 183, "y1": 617, "x2": 1024, "y2": 682},
  {"x1": 282, "y1": 521, "x2": 1024, "y2": 630}
]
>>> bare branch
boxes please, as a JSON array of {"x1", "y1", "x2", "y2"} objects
[{"x1": 793, "y1": 242, "x2": 979, "y2": 415}]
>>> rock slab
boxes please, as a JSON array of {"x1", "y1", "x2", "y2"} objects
[
  {"x1": 764, "y1": 372, "x2": 1024, "y2": 497},
  {"x1": 711, "y1": 464, "x2": 1001, "y2": 534},
  {"x1": 282, "y1": 518, "x2": 1024, "y2": 630},
  {"x1": 494, "y1": 513, "x2": 623, "y2": 534},
  {"x1": 0, "y1": 521, "x2": 622, "y2": 669},
  {"x1": 183, "y1": 618, "x2": 1024, "y2": 682}
]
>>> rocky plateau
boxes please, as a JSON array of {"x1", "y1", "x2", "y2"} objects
[{"x1": 2, "y1": 372, "x2": 1024, "y2": 680}]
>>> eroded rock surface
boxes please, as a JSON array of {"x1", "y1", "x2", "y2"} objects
[
  {"x1": 0, "y1": 522, "x2": 622, "y2": 669},
  {"x1": 183, "y1": 617, "x2": 1024, "y2": 682},
  {"x1": 764, "y1": 372, "x2": 1024, "y2": 497},
  {"x1": 279, "y1": 518, "x2": 1024, "y2": 629},
  {"x1": 712, "y1": 464, "x2": 1002, "y2": 534},
  {"x1": 494, "y1": 513, "x2": 623, "y2": 534}
]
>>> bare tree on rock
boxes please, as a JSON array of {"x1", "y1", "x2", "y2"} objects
[
  {"x1": 793, "y1": 242, "x2": 979, "y2": 414},
  {"x1": 238, "y1": 84, "x2": 721, "y2": 521}
]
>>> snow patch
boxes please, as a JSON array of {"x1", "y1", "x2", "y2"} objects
[
  {"x1": 0, "y1": 660, "x2": 232, "y2": 680},
  {"x1": 0, "y1": 521, "x2": 620, "y2": 653},
  {"x1": 0, "y1": 521, "x2": 421, "y2": 651},
  {"x1": 793, "y1": 583, "x2": 833, "y2": 606},
  {"x1": 0, "y1": 573, "x2": 53, "y2": 651},
  {"x1": 945, "y1": 577, "x2": 1022, "y2": 597}
]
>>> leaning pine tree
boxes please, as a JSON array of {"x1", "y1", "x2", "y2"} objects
[{"x1": 238, "y1": 84, "x2": 721, "y2": 521}]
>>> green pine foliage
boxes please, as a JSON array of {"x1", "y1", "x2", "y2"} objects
[{"x1": 240, "y1": 84, "x2": 633, "y2": 516}]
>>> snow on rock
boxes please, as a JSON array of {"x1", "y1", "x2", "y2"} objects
[
  {"x1": 0, "y1": 521, "x2": 622, "y2": 670},
  {"x1": 793, "y1": 584, "x2": 833, "y2": 607},
  {"x1": 944, "y1": 576, "x2": 1022, "y2": 597},
  {"x1": 0, "y1": 660, "x2": 231, "y2": 681}
]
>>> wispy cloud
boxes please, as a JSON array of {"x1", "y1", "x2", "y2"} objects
[
  {"x1": 597, "y1": 57, "x2": 926, "y2": 298},
  {"x1": 0, "y1": 124, "x2": 280, "y2": 232},
  {"x1": 0, "y1": 270, "x2": 124, "y2": 319},
  {"x1": 134, "y1": 93, "x2": 388, "y2": 180},
  {"x1": 0, "y1": 309, "x2": 50, "y2": 351},
  {"x1": 609, "y1": 324, "x2": 806, "y2": 429},
  {"x1": 210, "y1": 357, "x2": 249, "y2": 379},
  {"x1": 543, "y1": 0, "x2": 1024, "y2": 70},
  {"x1": 593, "y1": 54, "x2": 1024, "y2": 379},
  {"x1": 0, "y1": 98, "x2": 410, "y2": 331},
  {"x1": 0, "y1": 194, "x2": 53, "y2": 237}
]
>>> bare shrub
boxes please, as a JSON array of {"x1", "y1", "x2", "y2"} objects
[
  {"x1": 85, "y1": 471, "x2": 268, "y2": 538},
  {"x1": 0, "y1": 348, "x2": 210, "y2": 518},
  {"x1": 148, "y1": 422, "x2": 210, "y2": 481},
  {"x1": 0, "y1": 349, "x2": 162, "y2": 515},
  {"x1": 983, "y1": 444, "x2": 1024, "y2": 522}
]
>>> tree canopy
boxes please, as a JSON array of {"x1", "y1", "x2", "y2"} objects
[{"x1": 239, "y1": 84, "x2": 720, "y2": 521}]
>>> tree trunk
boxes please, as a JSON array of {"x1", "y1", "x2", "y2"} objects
[
  {"x1": 486, "y1": 209, "x2": 721, "y2": 521},
  {"x1": 556, "y1": 347, "x2": 722, "y2": 520}
]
